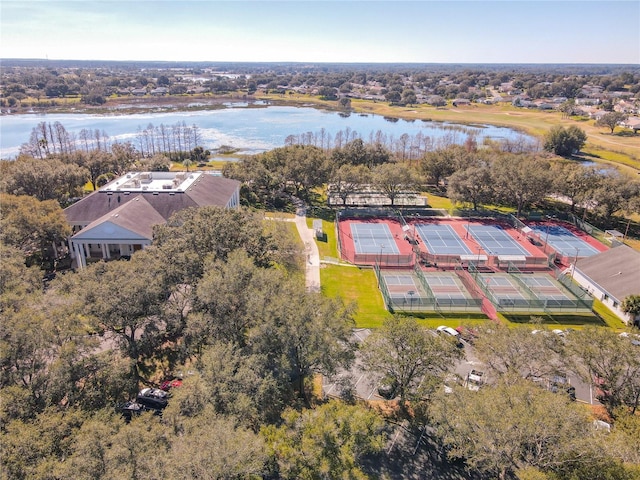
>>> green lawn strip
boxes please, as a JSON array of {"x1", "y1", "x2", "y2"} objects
[
  {"x1": 266, "y1": 211, "x2": 296, "y2": 219},
  {"x1": 501, "y1": 312, "x2": 604, "y2": 329},
  {"x1": 307, "y1": 217, "x2": 339, "y2": 259},
  {"x1": 424, "y1": 192, "x2": 453, "y2": 210},
  {"x1": 320, "y1": 264, "x2": 390, "y2": 328},
  {"x1": 592, "y1": 299, "x2": 628, "y2": 330}
]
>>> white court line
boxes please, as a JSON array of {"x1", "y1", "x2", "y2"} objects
[{"x1": 324, "y1": 383, "x2": 337, "y2": 397}]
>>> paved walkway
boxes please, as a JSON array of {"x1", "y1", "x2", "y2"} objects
[{"x1": 293, "y1": 201, "x2": 321, "y2": 293}]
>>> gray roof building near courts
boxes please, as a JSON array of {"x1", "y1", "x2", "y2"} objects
[{"x1": 574, "y1": 245, "x2": 640, "y2": 301}]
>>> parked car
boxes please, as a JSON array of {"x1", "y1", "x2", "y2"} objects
[
  {"x1": 455, "y1": 326, "x2": 478, "y2": 344},
  {"x1": 465, "y1": 370, "x2": 484, "y2": 391},
  {"x1": 118, "y1": 401, "x2": 161, "y2": 422},
  {"x1": 437, "y1": 326, "x2": 460, "y2": 337},
  {"x1": 437, "y1": 326, "x2": 463, "y2": 347},
  {"x1": 160, "y1": 377, "x2": 183, "y2": 391},
  {"x1": 377, "y1": 378, "x2": 398, "y2": 399},
  {"x1": 136, "y1": 387, "x2": 169, "y2": 410}
]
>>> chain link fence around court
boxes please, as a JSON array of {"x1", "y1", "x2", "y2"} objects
[
  {"x1": 468, "y1": 262, "x2": 593, "y2": 313},
  {"x1": 374, "y1": 263, "x2": 483, "y2": 313}
]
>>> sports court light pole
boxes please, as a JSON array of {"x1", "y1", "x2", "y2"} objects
[
  {"x1": 543, "y1": 215, "x2": 555, "y2": 254},
  {"x1": 544, "y1": 223, "x2": 550, "y2": 254},
  {"x1": 408, "y1": 290, "x2": 415, "y2": 311},
  {"x1": 571, "y1": 247, "x2": 579, "y2": 280}
]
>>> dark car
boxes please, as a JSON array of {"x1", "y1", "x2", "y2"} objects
[
  {"x1": 136, "y1": 387, "x2": 169, "y2": 410},
  {"x1": 377, "y1": 378, "x2": 398, "y2": 399},
  {"x1": 455, "y1": 326, "x2": 478, "y2": 345},
  {"x1": 118, "y1": 401, "x2": 161, "y2": 422}
]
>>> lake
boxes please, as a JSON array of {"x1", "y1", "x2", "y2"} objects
[{"x1": 0, "y1": 103, "x2": 534, "y2": 158}]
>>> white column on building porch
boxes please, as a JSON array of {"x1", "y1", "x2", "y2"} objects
[{"x1": 73, "y1": 242, "x2": 86, "y2": 269}]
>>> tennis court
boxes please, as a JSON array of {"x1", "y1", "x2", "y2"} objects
[
  {"x1": 378, "y1": 269, "x2": 481, "y2": 312},
  {"x1": 350, "y1": 223, "x2": 400, "y2": 255},
  {"x1": 380, "y1": 271, "x2": 425, "y2": 306},
  {"x1": 514, "y1": 274, "x2": 574, "y2": 306},
  {"x1": 423, "y1": 273, "x2": 474, "y2": 306},
  {"x1": 530, "y1": 225, "x2": 600, "y2": 257},
  {"x1": 415, "y1": 224, "x2": 472, "y2": 255},
  {"x1": 466, "y1": 225, "x2": 530, "y2": 256},
  {"x1": 478, "y1": 274, "x2": 530, "y2": 307}
]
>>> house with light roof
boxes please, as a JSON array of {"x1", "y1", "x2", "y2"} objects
[{"x1": 64, "y1": 171, "x2": 240, "y2": 269}]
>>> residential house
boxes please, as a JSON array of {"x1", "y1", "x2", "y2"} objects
[{"x1": 150, "y1": 87, "x2": 169, "y2": 96}]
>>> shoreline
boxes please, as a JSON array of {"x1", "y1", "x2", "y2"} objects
[{"x1": 2, "y1": 91, "x2": 638, "y2": 174}]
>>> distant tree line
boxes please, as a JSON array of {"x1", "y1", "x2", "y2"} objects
[
  {"x1": 1, "y1": 63, "x2": 639, "y2": 110},
  {"x1": 224, "y1": 138, "x2": 639, "y2": 220}
]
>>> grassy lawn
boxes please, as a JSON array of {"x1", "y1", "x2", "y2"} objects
[
  {"x1": 592, "y1": 299, "x2": 628, "y2": 330},
  {"x1": 424, "y1": 191, "x2": 453, "y2": 210},
  {"x1": 501, "y1": 312, "x2": 605, "y2": 329},
  {"x1": 321, "y1": 264, "x2": 390, "y2": 328},
  {"x1": 309, "y1": 218, "x2": 338, "y2": 259}
]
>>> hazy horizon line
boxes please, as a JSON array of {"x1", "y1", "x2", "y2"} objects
[{"x1": 3, "y1": 58, "x2": 639, "y2": 67}]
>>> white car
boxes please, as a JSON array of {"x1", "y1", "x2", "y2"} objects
[
  {"x1": 465, "y1": 370, "x2": 484, "y2": 391},
  {"x1": 437, "y1": 326, "x2": 460, "y2": 337},
  {"x1": 619, "y1": 332, "x2": 640, "y2": 346}
]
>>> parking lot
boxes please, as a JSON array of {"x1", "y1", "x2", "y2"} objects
[{"x1": 322, "y1": 328, "x2": 598, "y2": 405}]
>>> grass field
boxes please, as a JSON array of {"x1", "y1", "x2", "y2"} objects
[
  {"x1": 307, "y1": 218, "x2": 337, "y2": 259},
  {"x1": 320, "y1": 264, "x2": 390, "y2": 328}
]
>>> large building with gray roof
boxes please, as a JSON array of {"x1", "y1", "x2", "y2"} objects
[
  {"x1": 571, "y1": 244, "x2": 640, "y2": 325},
  {"x1": 64, "y1": 171, "x2": 240, "y2": 269}
]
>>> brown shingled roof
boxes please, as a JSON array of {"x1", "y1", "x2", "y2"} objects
[{"x1": 65, "y1": 174, "x2": 239, "y2": 225}]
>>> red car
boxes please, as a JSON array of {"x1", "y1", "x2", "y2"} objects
[{"x1": 160, "y1": 378, "x2": 183, "y2": 391}]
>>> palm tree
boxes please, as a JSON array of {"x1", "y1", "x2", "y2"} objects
[{"x1": 622, "y1": 295, "x2": 640, "y2": 327}]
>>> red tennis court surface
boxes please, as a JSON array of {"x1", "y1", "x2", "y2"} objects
[{"x1": 338, "y1": 216, "x2": 608, "y2": 270}]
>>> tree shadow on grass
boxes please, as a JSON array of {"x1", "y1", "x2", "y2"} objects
[{"x1": 503, "y1": 313, "x2": 606, "y2": 327}]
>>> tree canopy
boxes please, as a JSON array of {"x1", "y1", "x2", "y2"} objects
[{"x1": 543, "y1": 126, "x2": 587, "y2": 157}]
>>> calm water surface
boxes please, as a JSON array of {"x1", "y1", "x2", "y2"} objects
[{"x1": 0, "y1": 104, "x2": 533, "y2": 158}]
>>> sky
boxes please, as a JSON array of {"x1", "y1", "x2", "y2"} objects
[{"x1": 1, "y1": 0, "x2": 639, "y2": 64}]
